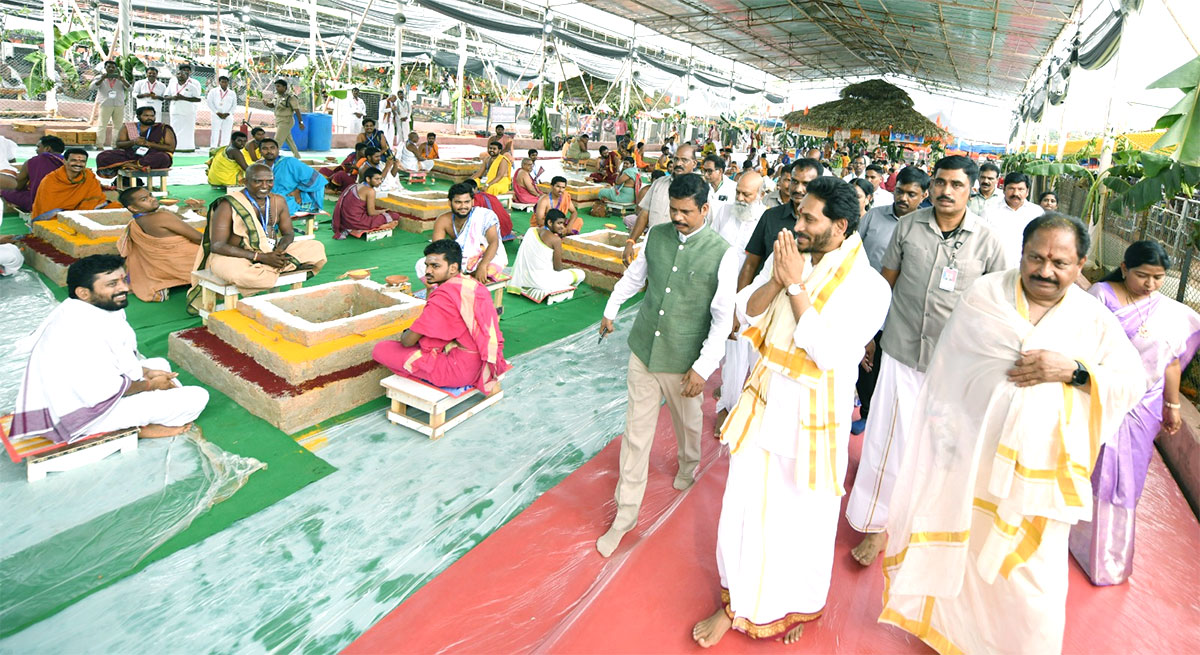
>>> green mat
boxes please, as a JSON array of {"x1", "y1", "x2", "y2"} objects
[{"x1": 1, "y1": 179, "x2": 638, "y2": 633}]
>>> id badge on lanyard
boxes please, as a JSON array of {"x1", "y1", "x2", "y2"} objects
[{"x1": 940, "y1": 231, "x2": 965, "y2": 292}]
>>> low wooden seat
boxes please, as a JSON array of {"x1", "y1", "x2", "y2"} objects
[
  {"x1": 115, "y1": 168, "x2": 170, "y2": 197},
  {"x1": 606, "y1": 201, "x2": 637, "y2": 215},
  {"x1": 191, "y1": 267, "x2": 309, "y2": 322},
  {"x1": 404, "y1": 169, "x2": 430, "y2": 184},
  {"x1": 486, "y1": 273, "x2": 511, "y2": 316},
  {"x1": 495, "y1": 194, "x2": 513, "y2": 210},
  {"x1": 510, "y1": 201, "x2": 535, "y2": 212},
  {"x1": 381, "y1": 374, "x2": 504, "y2": 440},
  {"x1": 1, "y1": 414, "x2": 138, "y2": 482},
  {"x1": 508, "y1": 285, "x2": 576, "y2": 305}
]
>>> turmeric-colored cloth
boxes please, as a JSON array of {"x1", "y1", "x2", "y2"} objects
[
  {"x1": 419, "y1": 142, "x2": 439, "y2": 160},
  {"x1": 31, "y1": 167, "x2": 120, "y2": 221},
  {"x1": 207, "y1": 147, "x2": 244, "y2": 186},
  {"x1": 654, "y1": 156, "x2": 671, "y2": 173},
  {"x1": 634, "y1": 149, "x2": 650, "y2": 170},
  {"x1": 186, "y1": 192, "x2": 327, "y2": 313},
  {"x1": 477, "y1": 154, "x2": 512, "y2": 195},
  {"x1": 245, "y1": 141, "x2": 263, "y2": 163},
  {"x1": 117, "y1": 217, "x2": 200, "y2": 302}
]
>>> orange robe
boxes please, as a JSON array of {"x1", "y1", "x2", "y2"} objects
[
  {"x1": 31, "y1": 167, "x2": 119, "y2": 221},
  {"x1": 116, "y1": 217, "x2": 200, "y2": 302}
]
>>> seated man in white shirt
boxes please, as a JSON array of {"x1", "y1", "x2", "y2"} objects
[
  {"x1": 11, "y1": 254, "x2": 209, "y2": 442},
  {"x1": 983, "y1": 171, "x2": 1044, "y2": 267}
]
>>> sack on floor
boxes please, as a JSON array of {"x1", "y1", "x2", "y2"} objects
[{"x1": 589, "y1": 201, "x2": 608, "y2": 217}]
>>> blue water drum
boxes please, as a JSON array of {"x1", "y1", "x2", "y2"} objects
[
  {"x1": 282, "y1": 117, "x2": 310, "y2": 152},
  {"x1": 305, "y1": 112, "x2": 333, "y2": 151}
]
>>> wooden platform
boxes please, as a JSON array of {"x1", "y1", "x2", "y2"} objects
[
  {"x1": 0, "y1": 414, "x2": 138, "y2": 482},
  {"x1": 382, "y1": 374, "x2": 504, "y2": 441}
]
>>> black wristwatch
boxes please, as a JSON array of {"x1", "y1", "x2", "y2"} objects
[{"x1": 1070, "y1": 361, "x2": 1089, "y2": 387}]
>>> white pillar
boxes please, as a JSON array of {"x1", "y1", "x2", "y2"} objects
[
  {"x1": 119, "y1": 0, "x2": 130, "y2": 57},
  {"x1": 203, "y1": 16, "x2": 210, "y2": 59},
  {"x1": 454, "y1": 23, "x2": 467, "y2": 133},
  {"x1": 42, "y1": 0, "x2": 58, "y2": 113},
  {"x1": 392, "y1": 22, "x2": 405, "y2": 95}
]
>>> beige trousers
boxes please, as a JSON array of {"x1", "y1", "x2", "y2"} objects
[
  {"x1": 274, "y1": 115, "x2": 301, "y2": 156},
  {"x1": 98, "y1": 105, "x2": 124, "y2": 147},
  {"x1": 609, "y1": 352, "x2": 704, "y2": 532}
]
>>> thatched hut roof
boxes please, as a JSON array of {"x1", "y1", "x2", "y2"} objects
[{"x1": 783, "y1": 80, "x2": 950, "y2": 139}]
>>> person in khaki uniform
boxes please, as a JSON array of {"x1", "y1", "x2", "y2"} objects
[
  {"x1": 265, "y1": 79, "x2": 304, "y2": 157},
  {"x1": 595, "y1": 173, "x2": 739, "y2": 558}
]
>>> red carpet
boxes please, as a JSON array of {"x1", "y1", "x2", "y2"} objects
[{"x1": 347, "y1": 382, "x2": 1200, "y2": 654}]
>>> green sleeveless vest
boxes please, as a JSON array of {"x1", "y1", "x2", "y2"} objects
[{"x1": 628, "y1": 223, "x2": 730, "y2": 373}]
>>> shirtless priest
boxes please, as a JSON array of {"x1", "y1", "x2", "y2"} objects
[
  {"x1": 12, "y1": 254, "x2": 209, "y2": 442},
  {"x1": 693, "y1": 176, "x2": 890, "y2": 646},
  {"x1": 417, "y1": 182, "x2": 507, "y2": 283},
  {"x1": 187, "y1": 163, "x2": 326, "y2": 313},
  {"x1": 374, "y1": 239, "x2": 510, "y2": 394},
  {"x1": 116, "y1": 186, "x2": 201, "y2": 302}
]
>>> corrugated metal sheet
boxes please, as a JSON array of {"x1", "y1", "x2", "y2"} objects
[{"x1": 581, "y1": 0, "x2": 1079, "y2": 97}]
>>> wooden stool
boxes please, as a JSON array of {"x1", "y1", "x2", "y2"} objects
[
  {"x1": 606, "y1": 201, "x2": 637, "y2": 216},
  {"x1": 1, "y1": 414, "x2": 138, "y2": 482},
  {"x1": 486, "y1": 273, "x2": 510, "y2": 316},
  {"x1": 116, "y1": 168, "x2": 170, "y2": 197},
  {"x1": 405, "y1": 170, "x2": 429, "y2": 184},
  {"x1": 510, "y1": 201, "x2": 535, "y2": 213},
  {"x1": 495, "y1": 194, "x2": 513, "y2": 210},
  {"x1": 381, "y1": 374, "x2": 504, "y2": 440},
  {"x1": 191, "y1": 268, "x2": 309, "y2": 322}
]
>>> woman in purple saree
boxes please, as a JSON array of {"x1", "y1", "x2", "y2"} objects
[{"x1": 1069, "y1": 240, "x2": 1200, "y2": 585}]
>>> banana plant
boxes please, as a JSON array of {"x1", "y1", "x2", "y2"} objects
[{"x1": 22, "y1": 28, "x2": 90, "y2": 98}]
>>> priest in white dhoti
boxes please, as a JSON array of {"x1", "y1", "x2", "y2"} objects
[
  {"x1": 11, "y1": 255, "x2": 210, "y2": 443},
  {"x1": 709, "y1": 171, "x2": 766, "y2": 432},
  {"x1": 166, "y1": 64, "x2": 203, "y2": 152},
  {"x1": 879, "y1": 214, "x2": 1145, "y2": 655},
  {"x1": 417, "y1": 182, "x2": 507, "y2": 283},
  {"x1": 694, "y1": 177, "x2": 890, "y2": 647},
  {"x1": 206, "y1": 76, "x2": 238, "y2": 148}
]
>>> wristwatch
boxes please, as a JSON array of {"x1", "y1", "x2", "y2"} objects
[
  {"x1": 1070, "y1": 361, "x2": 1090, "y2": 387},
  {"x1": 786, "y1": 283, "x2": 805, "y2": 297}
]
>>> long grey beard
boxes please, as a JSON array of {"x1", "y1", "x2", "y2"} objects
[{"x1": 733, "y1": 200, "x2": 765, "y2": 223}]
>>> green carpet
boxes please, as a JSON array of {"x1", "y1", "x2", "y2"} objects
[{"x1": 1, "y1": 177, "x2": 639, "y2": 633}]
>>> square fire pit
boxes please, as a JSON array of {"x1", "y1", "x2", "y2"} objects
[
  {"x1": 377, "y1": 190, "x2": 451, "y2": 233},
  {"x1": 562, "y1": 229, "x2": 637, "y2": 292},
  {"x1": 58, "y1": 207, "x2": 206, "y2": 240},
  {"x1": 237, "y1": 280, "x2": 424, "y2": 347}
]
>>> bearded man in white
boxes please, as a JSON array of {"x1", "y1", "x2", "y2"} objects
[{"x1": 709, "y1": 171, "x2": 767, "y2": 432}]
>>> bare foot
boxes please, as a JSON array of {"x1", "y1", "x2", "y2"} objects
[
  {"x1": 714, "y1": 409, "x2": 728, "y2": 438},
  {"x1": 138, "y1": 422, "x2": 194, "y2": 439},
  {"x1": 851, "y1": 532, "x2": 887, "y2": 567},
  {"x1": 692, "y1": 608, "x2": 732, "y2": 648},
  {"x1": 782, "y1": 622, "x2": 804, "y2": 644}
]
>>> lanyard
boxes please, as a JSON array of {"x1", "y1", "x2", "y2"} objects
[
  {"x1": 219, "y1": 89, "x2": 229, "y2": 101},
  {"x1": 243, "y1": 189, "x2": 272, "y2": 235},
  {"x1": 452, "y1": 208, "x2": 474, "y2": 239},
  {"x1": 140, "y1": 123, "x2": 153, "y2": 140},
  {"x1": 941, "y1": 226, "x2": 966, "y2": 267}
]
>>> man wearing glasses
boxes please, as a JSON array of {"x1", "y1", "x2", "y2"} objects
[{"x1": 623, "y1": 144, "x2": 697, "y2": 264}]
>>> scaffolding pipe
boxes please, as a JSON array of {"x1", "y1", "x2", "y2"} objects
[
  {"x1": 42, "y1": 0, "x2": 58, "y2": 113},
  {"x1": 454, "y1": 23, "x2": 466, "y2": 133}
]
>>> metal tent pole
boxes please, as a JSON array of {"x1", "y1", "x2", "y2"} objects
[
  {"x1": 43, "y1": 0, "x2": 59, "y2": 114},
  {"x1": 455, "y1": 22, "x2": 466, "y2": 133}
]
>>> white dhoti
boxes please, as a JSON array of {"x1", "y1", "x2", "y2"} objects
[
  {"x1": 845, "y1": 351, "x2": 925, "y2": 533},
  {"x1": 415, "y1": 208, "x2": 507, "y2": 279},
  {"x1": 170, "y1": 107, "x2": 197, "y2": 151},
  {"x1": 399, "y1": 147, "x2": 420, "y2": 173},
  {"x1": 0, "y1": 243, "x2": 24, "y2": 275},
  {"x1": 716, "y1": 336, "x2": 757, "y2": 413},
  {"x1": 210, "y1": 116, "x2": 235, "y2": 147},
  {"x1": 87, "y1": 358, "x2": 209, "y2": 433},
  {"x1": 421, "y1": 159, "x2": 436, "y2": 171},
  {"x1": 717, "y1": 444, "x2": 840, "y2": 637}
]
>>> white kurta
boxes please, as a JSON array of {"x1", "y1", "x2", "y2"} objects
[
  {"x1": 415, "y1": 208, "x2": 508, "y2": 278},
  {"x1": 131, "y1": 79, "x2": 167, "y2": 115},
  {"x1": 206, "y1": 87, "x2": 238, "y2": 147},
  {"x1": 880, "y1": 270, "x2": 1145, "y2": 655},
  {"x1": 710, "y1": 202, "x2": 764, "y2": 414},
  {"x1": 983, "y1": 200, "x2": 1044, "y2": 268},
  {"x1": 717, "y1": 240, "x2": 890, "y2": 636},
  {"x1": 166, "y1": 77, "x2": 203, "y2": 151}
]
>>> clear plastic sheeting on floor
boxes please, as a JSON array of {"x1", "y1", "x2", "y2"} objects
[
  {"x1": 0, "y1": 433, "x2": 265, "y2": 636},
  {"x1": 0, "y1": 270, "x2": 58, "y2": 409},
  {"x1": 0, "y1": 313, "x2": 636, "y2": 653}
]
